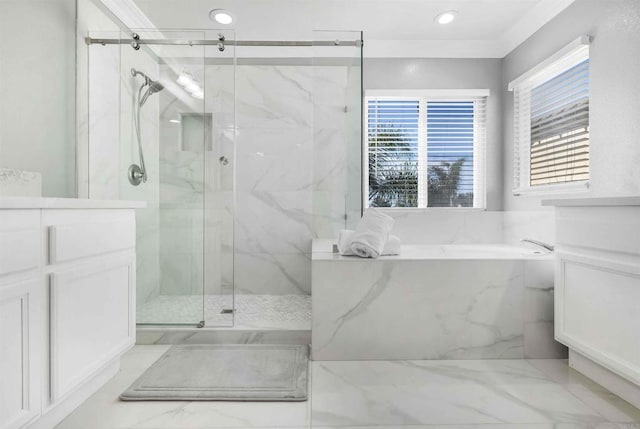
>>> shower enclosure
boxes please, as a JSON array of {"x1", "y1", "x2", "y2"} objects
[{"x1": 85, "y1": 29, "x2": 363, "y2": 328}]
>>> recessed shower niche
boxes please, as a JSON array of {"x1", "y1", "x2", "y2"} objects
[{"x1": 180, "y1": 113, "x2": 213, "y2": 153}]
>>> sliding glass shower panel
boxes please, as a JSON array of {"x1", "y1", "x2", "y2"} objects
[
  {"x1": 87, "y1": 29, "x2": 236, "y2": 327},
  {"x1": 202, "y1": 30, "x2": 236, "y2": 327},
  {"x1": 312, "y1": 31, "x2": 364, "y2": 238},
  {"x1": 121, "y1": 30, "x2": 208, "y2": 325}
]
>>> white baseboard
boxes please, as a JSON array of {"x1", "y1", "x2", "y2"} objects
[
  {"x1": 569, "y1": 349, "x2": 640, "y2": 410},
  {"x1": 28, "y1": 359, "x2": 120, "y2": 429}
]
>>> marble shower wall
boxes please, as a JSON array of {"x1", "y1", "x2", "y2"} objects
[
  {"x1": 155, "y1": 62, "x2": 359, "y2": 297},
  {"x1": 157, "y1": 62, "x2": 358, "y2": 297},
  {"x1": 234, "y1": 62, "x2": 361, "y2": 295},
  {"x1": 156, "y1": 68, "x2": 207, "y2": 298},
  {"x1": 234, "y1": 64, "x2": 315, "y2": 295}
]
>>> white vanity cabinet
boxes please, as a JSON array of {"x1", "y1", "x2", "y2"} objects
[
  {"x1": 0, "y1": 211, "x2": 42, "y2": 429},
  {"x1": 544, "y1": 197, "x2": 640, "y2": 409},
  {"x1": 0, "y1": 198, "x2": 143, "y2": 429}
]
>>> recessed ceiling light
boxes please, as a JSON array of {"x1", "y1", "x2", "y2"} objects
[
  {"x1": 169, "y1": 119, "x2": 181, "y2": 124},
  {"x1": 434, "y1": 10, "x2": 457, "y2": 25},
  {"x1": 209, "y1": 9, "x2": 234, "y2": 25}
]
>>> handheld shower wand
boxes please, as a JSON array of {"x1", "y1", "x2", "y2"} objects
[{"x1": 128, "y1": 68, "x2": 164, "y2": 186}]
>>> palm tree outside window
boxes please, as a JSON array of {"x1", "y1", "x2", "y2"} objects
[{"x1": 365, "y1": 91, "x2": 488, "y2": 208}]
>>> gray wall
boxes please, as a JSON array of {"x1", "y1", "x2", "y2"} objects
[
  {"x1": 364, "y1": 58, "x2": 504, "y2": 211},
  {"x1": 502, "y1": 0, "x2": 640, "y2": 211},
  {"x1": 0, "y1": 0, "x2": 77, "y2": 197}
]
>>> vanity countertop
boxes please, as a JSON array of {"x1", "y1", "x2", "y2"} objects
[
  {"x1": 542, "y1": 196, "x2": 640, "y2": 207},
  {"x1": 0, "y1": 196, "x2": 146, "y2": 209}
]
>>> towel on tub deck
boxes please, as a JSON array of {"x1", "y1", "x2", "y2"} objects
[
  {"x1": 348, "y1": 209, "x2": 395, "y2": 258},
  {"x1": 338, "y1": 230, "x2": 401, "y2": 256}
]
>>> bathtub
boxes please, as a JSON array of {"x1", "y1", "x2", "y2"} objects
[{"x1": 311, "y1": 240, "x2": 566, "y2": 361}]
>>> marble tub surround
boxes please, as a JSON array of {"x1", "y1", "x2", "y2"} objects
[
  {"x1": 55, "y1": 345, "x2": 640, "y2": 428},
  {"x1": 381, "y1": 209, "x2": 504, "y2": 244},
  {"x1": 379, "y1": 208, "x2": 556, "y2": 247},
  {"x1": 502, "y1": 209, "x2": 556, "y2": 246},
  {"x1": 312, "y1": 243, "x2": 564, "y2": 361}
]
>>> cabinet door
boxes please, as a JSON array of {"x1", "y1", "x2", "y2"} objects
[
  {"x1": 49, "y1": 253, "x2": 135, "y2": 401},
  {"x1": 555, "y1": 249, "x2": 640, "y2": 385},
  {"x1": 0, "y1": 278, "x2": 41, "y2": 429}
]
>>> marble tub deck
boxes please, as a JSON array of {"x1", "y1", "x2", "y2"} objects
[{"x1": 56, "y1": 345, "x2": 640, "y2": 429}]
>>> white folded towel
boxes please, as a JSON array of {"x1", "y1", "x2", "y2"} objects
[
  {"x1": 337, "y1": 229, "x2": 356, "y2": 255},
  {"x1": 338, "y1": 230, "x2": 401, "y2": 256},
  {"x1": 349, "y1": 209, "x2": 395, "y2": 258},
  {"x1": 384, "y1": 234, "x2": 402, "y2": 255}
]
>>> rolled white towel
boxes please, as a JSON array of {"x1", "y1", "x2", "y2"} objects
[
  {"x1": 384, "y1": 234, "x2": 402, "y2": 255},
  {"x1": 337, "y1": 229, "x2": 402, "y2": 256},
  {"x1": 337, "y1": 229, "x2": 355, "y2": 255},
  {"x1": 349, "y1": 209, "x2": 395, "y2": 258}
]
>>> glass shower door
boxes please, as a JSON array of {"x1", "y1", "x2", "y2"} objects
[
  {"x1": 202, "y1": 30, "x2": 236, "y2": 327},
  {"x1": 120, "y1": 30, "x2": 208, "y2": 326},
  {"x1": 86, "y1": 29, "x2": 236, "y2": 326},
  {"x1": 312, "y1": 31, "x2": 364, "y2": 238}
]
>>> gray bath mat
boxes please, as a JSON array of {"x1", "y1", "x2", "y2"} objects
[{"x1": 120, "y1": 344, "x2": 309, "y2": 401}]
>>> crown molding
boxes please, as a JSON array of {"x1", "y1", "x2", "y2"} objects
[{"x1": 499, "y1": 0, "x2": 576, "y2": 57}]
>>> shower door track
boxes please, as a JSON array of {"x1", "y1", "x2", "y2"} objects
[{"x1": 85, "y1": 37, "x2": 363, "y2": 47}]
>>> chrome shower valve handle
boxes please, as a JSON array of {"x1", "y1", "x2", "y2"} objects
[{"x1": 128, "y1": 164, "x2": 145, "y2": 186}]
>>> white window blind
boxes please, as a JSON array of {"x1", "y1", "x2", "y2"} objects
[
  {"x1": 530, "y1": 59, "x2": 589, "y2": 185},
  {"x1": 510, "y1": 36, "x2": 590, "y2": 194},
  {"x1": 367, "y1": 99, "x2": 420, "y2": 208},
  {"x1": 366, "y1": 92, "x2": 487, "y2": 208}
]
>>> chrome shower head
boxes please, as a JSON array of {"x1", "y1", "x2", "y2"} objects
[
  {"x1": 139, "y1": 81, "x2": 164, "y2": 107},
  {"x1": 148, "y1": 80, "x2": 165, "y2": 94},
  {"x1": 131, "y1": 68, "x2": 165, "y2": 107}
]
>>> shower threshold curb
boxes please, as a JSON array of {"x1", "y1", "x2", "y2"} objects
[{"x1": 135, "y1": 326, "x2": 311, "y2": 346}]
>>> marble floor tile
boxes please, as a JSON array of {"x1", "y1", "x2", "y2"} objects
[
  {"x1": 98, "y1": 425, "x2": 639, "y2": 429},
  {"x1": 310, "y1": 360, "x2": 610, "y2": 427},
  {"x1": 119, "y1": 345, "x2": 172, "y2": 370},
  {"x1": 529, "y1": 359, "x2": 640, "y2": 423},
  {"x1": 56, "y1": 347, "x2": 640, "y2": 429}
]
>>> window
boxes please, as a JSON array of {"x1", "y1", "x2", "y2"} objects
[
  {"x1": 365, "y1": 90, "x2": 487, "y2": 208},
  {"x1": 510, "y1": 36, "x2": 590, "y2": 194}
]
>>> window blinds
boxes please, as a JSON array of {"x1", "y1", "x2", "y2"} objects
[
  {"x1": 529, "y1": 59, "x2": 589, "y2": 185},
  {"x1": 426, "y1": 100, "x2": 486, "y2": 208},
  {"x1": 367, "y1": 99, "x2": 420, "y2": 208},
  {"x1": 510, "y1": 37, "x2": 590, "y2": 193},
  {"x1": 366, "y1": 95, "x2": 487, "y2": 208}
]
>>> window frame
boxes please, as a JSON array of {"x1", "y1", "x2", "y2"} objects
[
  {"x1": 509, "y1": 35, "x2": 591, "y2": 196},
  {"x1": 364, "y1": 89, "x2": 489, "y2": 210}
]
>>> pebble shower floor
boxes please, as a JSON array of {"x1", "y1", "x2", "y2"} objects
[{"x1": 137, "y1": 294, "x2": 311, "y2": 329}]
